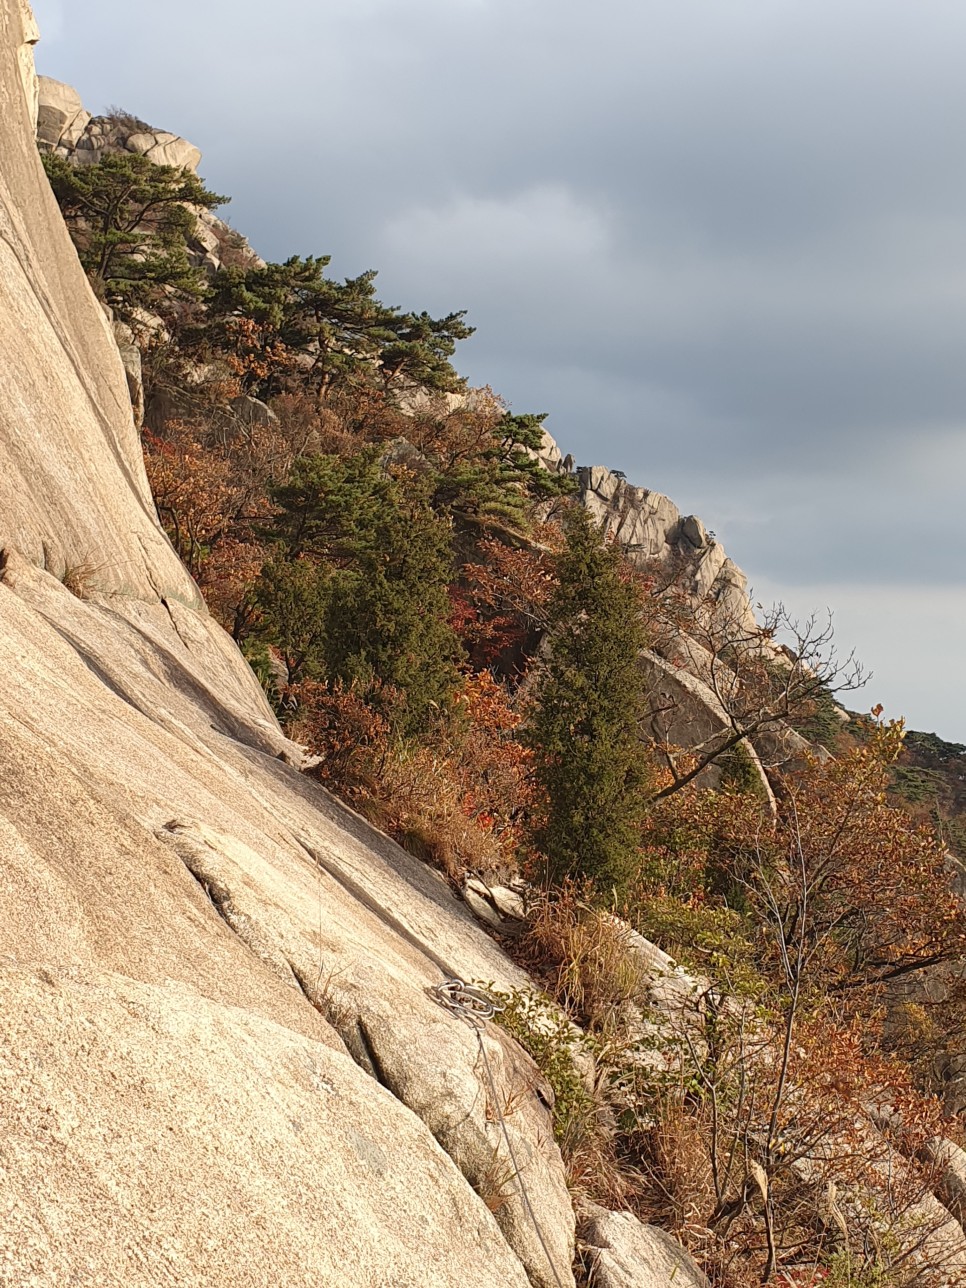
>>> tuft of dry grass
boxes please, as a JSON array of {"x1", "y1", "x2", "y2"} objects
[
  {"x1": 518, "y1": 884, "x2": 651, "y2": 1031},
  {"x1": 61, "y1": 558, "x2": 106, "y2": 600},
  {"x1": 473, "y1": 1147, "x2": 518, "y2": 1216}
]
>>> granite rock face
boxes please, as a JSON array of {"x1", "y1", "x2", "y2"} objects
[
  {"x1": 112, "y1": 319, "x2": 145, "y2": 427},
  {"x1": 2, "y1": 10, "x2": 581, "y2": 1285},
  {"x1": 0, "y1": 966, "x2": 534, "y2": 1288},
  {"x1": 0, "y1": 17, "x2": 202, "y2": 603},
  {"x1": 13, "y1": 0, "x2": 36, "y2": 125},
  {"x1": 0, "y1": 543, "x2": 575, "y2": 1285}
]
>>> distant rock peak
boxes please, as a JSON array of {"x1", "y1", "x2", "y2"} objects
[
  {"x1": 37, "y1": 76, "x2": 201, "y2": 171},
  {"x1": 35, "y1": 77, "x2": 262, "y2": 280},
  {"x1": 538, "y1": 430, "x2": 760, "y2": 639}
]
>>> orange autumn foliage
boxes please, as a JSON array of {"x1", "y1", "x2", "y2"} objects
[
  {"x1": 290, "y1": 670, "x2": 532, "y2": 880},
  {"x1": 459, "y1": 534, "x2": 559, "y2": 666},
  {"x1": 765, "y1": 721, "x2": 965, "y2": 999}
]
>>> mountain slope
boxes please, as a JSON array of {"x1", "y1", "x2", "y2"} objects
[{"x1": 0, "y1": 7, "x2": 580, "y2": 1284}]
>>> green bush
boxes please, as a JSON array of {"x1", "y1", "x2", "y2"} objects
[
  {"x1": 489, "y1": 986, "x2": 595, "y2": 1145},
  {"x1": 256, "y1": 449, "x2": 462, "y2": 736}
]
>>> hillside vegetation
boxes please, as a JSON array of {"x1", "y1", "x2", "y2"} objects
[{"x1": 41, "y1": 120, "x2": 966, "y2": 1288}]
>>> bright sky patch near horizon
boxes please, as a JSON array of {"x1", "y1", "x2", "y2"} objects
[{"x1": 30, "y1": 0, "x2": 966, "y2": 741}]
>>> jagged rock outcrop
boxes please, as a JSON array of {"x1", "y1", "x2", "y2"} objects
[
  {"x1": 535, "y1": 447, "x2": 814, "y2": 784},
  {"x1": 575, "y1": 461, "x2": 759, "y2": 639},
  {"x1": 535, "y1": 426, "x2": 762, "y2": 653},
  {"x1": 38, "y1": 74, "x2": 201, "y2": 171}
]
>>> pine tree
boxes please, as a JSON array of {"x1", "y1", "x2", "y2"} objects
[
  {"x1": 418, "y1": 404, "x2": 577, "y2": 526},
  {"x1": 527, "y1": 507, "x2": 651, "y2": 893},
  {"x1": 41, "y1": 151, "x2": 226, "y2": 317},
  {"x1": 258, "y1": 450, "x2": 462, "y2": 735},
  {"x1": 207, "y1": 258, "x2": 472, "y2": 399},
  {"x1": 323, "y1": 482, "x2": 461, "y2": 735},
  {"x1": 254, "y1": 553, "x2": 332, "y2": 686}
]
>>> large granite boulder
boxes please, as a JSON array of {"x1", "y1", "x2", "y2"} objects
[
  {"x1": 36, "y1": 74, "x2": 89, "y2": 148},
  {"x1": 579, "y1": 1204, "x2": 709, "y2": 1288},
  {"x1": 923, "y1": 1137, "x2": 966, "y2": 1229},
  {"x1": 125, "y1": 128, "x2": 201, "y2": 171}
]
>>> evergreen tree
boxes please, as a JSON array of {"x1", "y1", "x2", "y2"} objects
[
  {"x1": 254, "y1": 553, "x2": 332, "y2": 686},
  {"x1": 527, "y1": 507, "x2": 651, "y2": 892},
  {"x1": 41, "y1": 151, "x2": 226, "y2": 316},
  {"x1": 207, "y1": 258, "x2": 472, "y2": 399},
  {"x1": 422, "y1": 407, "x2": 576, "y2": 525},
  {"x1": 377, "y1": 308, "x2": 475, "y2": 393},
  {"x1": 258, "y1": 450, "x2": 462, "y2": 735},
  {"x1": 266, "y1": 450, "x2": 392, "y2": 564},
  {"x1": 323, "y1": 480, "x2": 461, "y2": 732}
]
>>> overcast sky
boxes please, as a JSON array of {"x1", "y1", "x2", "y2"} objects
[{"x1": 30, "y1": 0, "x2": 966, "y2": 739}]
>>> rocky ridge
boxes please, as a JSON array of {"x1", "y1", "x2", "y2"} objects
[
  {"x1": 34, "y1": 72, "x2": 798, "y2": 801},
  {"x1": 538, "y1": 434, "x2": 759, "y2": 640},
  {"x1": 37, "y1": 73, "x2": 765, "y2": 666},
  {"x1": 36, "y1": 74, "x2": 262, "y2": 280}
]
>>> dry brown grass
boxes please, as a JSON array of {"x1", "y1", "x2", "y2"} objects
[
  {"x1": 61, "y1": 562, "x2": 99, "y2": 599},
  {"x1": 375, "y1": 747, "x2": 505, "y2": 880},
  {"x1": 518, "y1": 885, "x2": 650, "y2": 1031},
  {"x1": 473, "y1": 1147, "x2": 518, "y2": 1216},
  {"x1": 57, "y1": 554, "x2": 111, "y2": 599}
]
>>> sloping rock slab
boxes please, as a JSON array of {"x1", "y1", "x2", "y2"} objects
[
  {"x1": 0, "y1": 560, "x2": 575, "y2": 1286},
  {"x1": 158, "y1": 819, "x2": 576, "y2": 1288},
  {"x1": 0, "y1": 965, "x2": 531, "y2": 1288}
]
